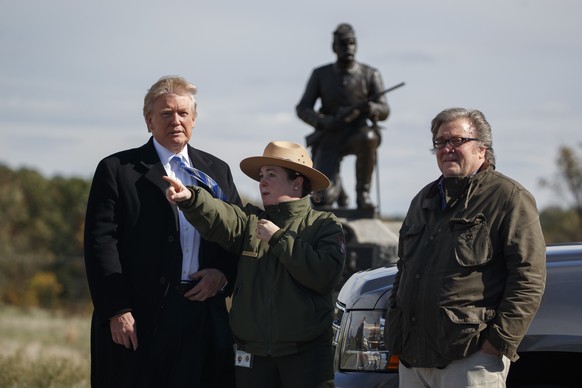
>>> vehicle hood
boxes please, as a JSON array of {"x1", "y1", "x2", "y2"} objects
[{"x1": 337, "y1": 266, "x2": 397, "y2": 310}]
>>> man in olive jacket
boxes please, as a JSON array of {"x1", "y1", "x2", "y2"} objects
[{"x1": 385, "y1": 108, "x2": 546, "y2": 387}]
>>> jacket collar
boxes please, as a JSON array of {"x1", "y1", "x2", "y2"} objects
[
  {"x1": 263, "y1": 196, "x2": 310, "y2": 221},
  {"x1": 425, "y1": 164, "x2": 493, "y2": 211}
]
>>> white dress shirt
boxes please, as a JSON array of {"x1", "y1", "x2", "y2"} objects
[{"x1": 153, "y1": 138, "x2": 201, "y2": 281}]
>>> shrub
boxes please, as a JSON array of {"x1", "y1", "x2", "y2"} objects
[{"x1": 27, "y1": 272, "x2": 64, "y2": 309}]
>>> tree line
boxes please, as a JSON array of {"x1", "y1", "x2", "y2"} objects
[
  {"x1": 0, "y1": 164, "x2": 90, "y2": 311},
  {"x1": 1, "y1": 144, "x2": 581, "y2": 310}
]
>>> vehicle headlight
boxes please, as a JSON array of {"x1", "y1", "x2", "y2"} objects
[
  {"x1": 336, "y1": 310, "x2": 399, "y2": 372},
  {"x1": 332, "y1": 302, "x2": 345, "y2": 347}
]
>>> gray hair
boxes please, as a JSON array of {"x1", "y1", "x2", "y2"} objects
[
  {"x1": 430, "y1": 107, "x2": 495, "y2": 167},
  {"x1": 143, "y1": 76, "x2": 197, "y2": 132}
]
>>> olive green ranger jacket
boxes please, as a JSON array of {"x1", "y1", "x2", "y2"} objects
[
  {"x1": 386, "y1": 167, "x2": 546, "y2": 367},
  {"x1": 178, "y1": 188, "x2": 346, "y2": 357}
]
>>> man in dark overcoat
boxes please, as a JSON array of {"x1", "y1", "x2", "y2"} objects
[{"x1": 84, "y1": 75, "x2": 240, "y2": 387}]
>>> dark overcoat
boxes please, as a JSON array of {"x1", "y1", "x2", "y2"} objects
[{"x1": 84, "y1": 137, "x2": 240, "y2": 387}]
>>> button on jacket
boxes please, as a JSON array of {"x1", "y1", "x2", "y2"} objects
[{"x1": 386, "y1": 167, "x2": 546, "y2": 367}]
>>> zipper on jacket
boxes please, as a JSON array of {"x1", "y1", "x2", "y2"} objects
[{"x1": 266, "y1": 244, "x2": 274, "y2": 355}]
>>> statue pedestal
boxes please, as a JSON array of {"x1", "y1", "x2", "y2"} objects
[
  {"x1": 314, "y1": 205, "x2": 400, "y2": 291},
  {"x1": 332, "y1": 212, "x2": 400, "y2": 291},
  {"x1": 313, "y1": 206, "x2": 377, "y2": 220}
]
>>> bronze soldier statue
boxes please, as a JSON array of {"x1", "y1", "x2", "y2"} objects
[{"x1": 296, "y1": 23, "x2": 390, "y2": 210}]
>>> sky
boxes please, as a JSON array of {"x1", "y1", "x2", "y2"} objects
[{"x1": 1, "y1": 0, "x2": 581, "y2": 217}]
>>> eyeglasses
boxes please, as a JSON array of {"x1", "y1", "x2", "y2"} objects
[{"x1": 433, "y1": 137, "x2": 480, "y2": 149}]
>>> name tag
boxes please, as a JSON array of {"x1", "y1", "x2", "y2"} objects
[
  {"x1": 242, "y1": 250, "x2": 259, "y2": 258},
  {"x1": 235, "y1": 350, "x2": 253, "y2": 368}
]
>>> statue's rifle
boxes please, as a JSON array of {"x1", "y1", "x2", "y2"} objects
[{"x1": 305, "y1": 81, "x2": 405, "y2": 148}]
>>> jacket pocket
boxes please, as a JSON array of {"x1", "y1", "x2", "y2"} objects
[
  {"x1": 438, "y1": 306, "x2": 493, "y2": 360},
  {"x1": 449, "y1": 213, "x2": 492, "y2": 267}
]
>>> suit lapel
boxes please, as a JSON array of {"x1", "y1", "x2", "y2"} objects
[
  {"x1": 139, "y1": 138, "x2": 180, "y2": 226},
  {"x1": 188, "y1": 146, "x2": 214, "y2": 178}
]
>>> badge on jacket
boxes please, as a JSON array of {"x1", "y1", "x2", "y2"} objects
[{"x1": 235, "y1": 349, "x2": 253, "y2": 368}]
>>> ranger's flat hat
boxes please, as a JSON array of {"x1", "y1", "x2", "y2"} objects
[{"x1": 239, "y1": 141, "x2": 330, "y2": 191}]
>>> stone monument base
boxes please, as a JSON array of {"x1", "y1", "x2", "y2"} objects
[
  {"x1": 313, "y1": 206, "x2": 377, "y2": 220},
  {"x1": 314, "y1": 206, "x2": 401, "y2": 290}
]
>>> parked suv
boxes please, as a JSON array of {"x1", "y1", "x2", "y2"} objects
[{"x1": 333, "y1": 243, "x2": 582, "y2": 387}]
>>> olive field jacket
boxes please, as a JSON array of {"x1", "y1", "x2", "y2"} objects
[
  {"x1": 386, "y1": 167, "x2": 546, "y2": 367},
  {"x1": 178, "y1": 189, "x2": 346, "y2": 357}
]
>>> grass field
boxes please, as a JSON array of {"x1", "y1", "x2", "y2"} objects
[{"x1": 0, "y1": 306, "x2": 91, "y2": 387}]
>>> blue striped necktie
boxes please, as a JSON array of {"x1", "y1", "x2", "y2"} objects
[{"x1": 171, "y1": 155, "x2": 227, "y2": 201}]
